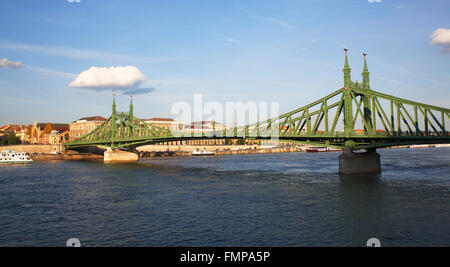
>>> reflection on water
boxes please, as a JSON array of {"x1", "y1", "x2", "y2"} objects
[{"x1": 0, "y1": 148, "x2": 449, "y2": 246}]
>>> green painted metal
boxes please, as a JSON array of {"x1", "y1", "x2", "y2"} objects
[{"x1": 65, "y1": 50, "x2": 450, "y2": 150}]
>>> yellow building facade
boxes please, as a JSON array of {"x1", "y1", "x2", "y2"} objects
[{"x1": 69, "y1": 116, "x2": 107, "y2": 141}]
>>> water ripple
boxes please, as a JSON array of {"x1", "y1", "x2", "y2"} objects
[{"x1": 0, "y1": 149, "x2": 449, "y2": 246}]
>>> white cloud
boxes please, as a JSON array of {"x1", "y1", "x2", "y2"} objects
[
  {"x1": 67, "y1": 0, "x2": 81, "y2": 3},
  {"x1": 235, "y1": 7, "x2": 294, "y2": 30},
  {"x1": 368, "y1": 0, "x2": 382, "y2": 3},
  {"x1": 69, "y1": 66, "x2": 147, "y2": 91},
  {"x1": 430, "y1": 28, "x2": 450, "y2": 53},
  {"x1": 430, "y1": 28, "x2": 450, "y2": 45},
  {"x1": 298, "y1": 38, "x2": 320, "y2": 52},
  {"x1": 122, "y1": 88, "x2": 156, "y2": 95},
  {"x1": 0, "y1": 58, "x2": 75, "y2": 78},
  {"x1": 256, "y1": 16, "x2": 295, "y2": 29},
  {"x1": 225, "y1": 38, "x2": 243, "y2": 44},
  {"x1": 0, "y1": 39, "x2": 183, "y2": 63},
  {"x1": 25, "y1": 65, "x2": 76, "y2": 79},
  {"x1": 0, "y1": 58, "x2": 22, "y2": 68}
]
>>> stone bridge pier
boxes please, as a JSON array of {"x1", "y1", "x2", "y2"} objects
[
  {"x1": 104, "y1": 148, "x2": 139, "y2": 163},
  {"x1": 338, "y1": 148, "x2": 381, "y2": 175}
]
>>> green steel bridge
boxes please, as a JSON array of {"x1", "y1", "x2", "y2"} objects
[{"x1": 65, "y1": 51, "x2": 450, "y2": 153}]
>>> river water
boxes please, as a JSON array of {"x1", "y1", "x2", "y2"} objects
[{"x1": 0, "y1": 148, "x2": 449, "y2": 247}]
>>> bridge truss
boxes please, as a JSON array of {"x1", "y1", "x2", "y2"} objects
[{"x1": 65, "y1": 51, "x2": 450, "y2": 150}]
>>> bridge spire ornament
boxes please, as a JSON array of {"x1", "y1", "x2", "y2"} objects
[
  {"x1": 112, "y1": 94, "x2": 117, "y2": 116},
  {"x1": 343, "y1": 49, "x2": 353, "y2": 136},
  {"x1": 343, "y1": 49, "x2": 351, "y2": 88},
  {"x1": 362, "y1": 53, "x2": 370, "y2": 90},
  {"x1": 111, "y1": 94, "x2": 117, "y2": 140},
  {"x1": 129, "y1": 95, "x2": 134, "y2": 119}
]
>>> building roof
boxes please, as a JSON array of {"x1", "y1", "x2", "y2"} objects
[
  {"x1": 36, "y1": 123, "x2": 70, "y2": 133},
  {"x1": 0, "y1": 124, "x2": 29, "y2": 133},
  {"x1": 73, "y1": 116, "x2": 107, "y2": 123},
  {"x1": 145, "y1": 118, "x2": 175, "y2": 122},
  {"x1": 0, "y1": 125, "x2": 9, "y2": 131}
]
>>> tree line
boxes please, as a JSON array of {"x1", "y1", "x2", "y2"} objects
[{"x1": 0, "y1": 132, "x2": 21, "y2": 146}]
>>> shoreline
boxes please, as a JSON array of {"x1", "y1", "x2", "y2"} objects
[
  {"x1": 30, "y1": 146, "x2": 304, "y2": 161},
  {"x1": 11, "y1": 144, "x2": 450, "y2": 162},
  {"x1": 140, "y1": 146, "x2": 303, "y2": 159},
  {"x1": 31, "y1": 153, "x2": 103, "y2": 161}
]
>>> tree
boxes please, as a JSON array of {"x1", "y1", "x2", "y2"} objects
[
  {"x1": 7, "y1": 132, "x2": 20, "y2": 145},
  {"x1": 237, "y1": 139, "x2": 246, "y2": 145}
]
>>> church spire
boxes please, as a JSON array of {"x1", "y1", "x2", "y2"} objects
[
  {"x1": 343, "y1": 49, "x2": 351, "y2": 87},
  {"x1": 362, "y1": 53, "x2": 370, "y2": 90}
]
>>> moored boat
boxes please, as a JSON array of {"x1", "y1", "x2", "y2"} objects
[
  {"x1": 192, "y1": 149, "x2": 215, "y2": 156},
  {"x1": 305, "y1": 146, "x2": 328, "y2": 153},
  {"x1": 0, "y1": 150, "x2": 33, "y2": 164},
  {"x1": 305, "y1": 146, "x2": 342, "y2": 153}
]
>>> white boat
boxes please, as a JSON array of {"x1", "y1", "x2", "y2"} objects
[
  {"x1": 305, "y1": 146, "x2": 342, "y2": 153},
  {"x1": 435, "y1": 144, "x2": 450, "y2": 148},
  {"x1": 0, "y1": 150, "x2": 33, "y2": 164},
  {"x1": 192, "y1": 149, "x2": 215, "y2": 156},
  {"x1": 326, "y1": 147, "x2": 342, "y2": 152}
]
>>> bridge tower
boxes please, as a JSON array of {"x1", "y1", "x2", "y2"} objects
[
  {"x1": 362, "y1": 53, "x2": 373, "y2": 134},
  {"x1": 129, "y1": 96, "x2": 134, "y2": 120},
  {"x1": 343, "y1": 49, "x2": 354, "y2": 137},
  {"x1": 111, "y1": 94, "x2": 117, "y2": 141},
  {"x1": 339, "y1": 50, "x2": 380, "y2": 175},
  {"x1": 362, "y1": 53, "x2": 370, "y2": 90},
  {"x1": 104, "y1": 95, "x2": 139, "y2": 163}
]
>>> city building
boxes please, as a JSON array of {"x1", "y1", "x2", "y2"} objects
[
  {"x1": 69, "y1": 116, "x2": 107, "y2": 141},
  {"x1": 0, "y1": 124, "x2": 28, "y2": 134},
  {"x1": 186, "y1": 121, "x2": 227, "y2": 133},
  {"x1": 183, "y1": 121, "x2": 228, "y2": 145},
  {"x1": 26, "y1": 122, "x2": 70, "y2": 144},
  {"x1": 0, "y1": 124, "x2": 32, "y2": 143},
  {"x1": 141, "y1": 118, "x2": 185, "y2": 131}
]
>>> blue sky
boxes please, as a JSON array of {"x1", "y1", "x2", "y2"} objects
[{"x1": 0, "y1": 0, "x2": 449, "y2": 125}]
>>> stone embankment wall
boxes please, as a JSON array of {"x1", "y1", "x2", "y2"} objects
[
  {"x1": 0, "y1": 144, "x2": 65, "y2": 154},
  {"x1": 2, "y1": 144, "x2": 303, "y2": 161},
  {"x1": 140, "y1": 146, "x2": 301, "y2": 158},
  {"x1": 0, "y1": 144, "x2": 102, "y2": 161},
  {"x1": 31, "y1": 153, "x2": 103, "y2": 161}
]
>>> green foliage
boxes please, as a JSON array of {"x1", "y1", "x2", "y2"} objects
[
  {"x1": 7, "y1": 132, "x2": 20, "y2": 145},
  {"x1": 236, "y1": 139, "x2": 246, "y2": 145}
]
